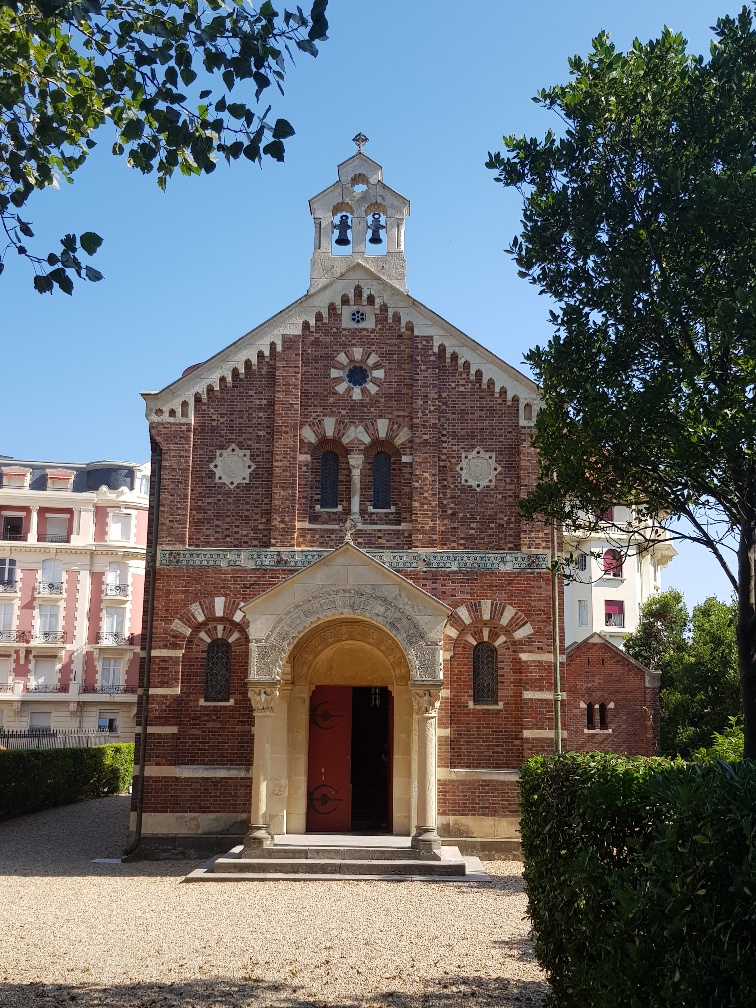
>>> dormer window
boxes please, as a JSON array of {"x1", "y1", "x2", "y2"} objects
[
  {"x1": 47, "y1": 471, "x2": 74, "y2": 491},
  {"x1": 2, "y1": 469, "x2": 30, "y2": 490}
]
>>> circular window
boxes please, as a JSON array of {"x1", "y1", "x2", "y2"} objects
[
  {"x1": 350, "y1": 309, "x2": 366, "y2": 324},
  {"x1": 345, "y1": 364, "x2": 370, "y2": 387}
]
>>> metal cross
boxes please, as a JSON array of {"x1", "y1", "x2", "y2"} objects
[{"x1": 352, "y1": 132, "x2": 369, "y2": 153}]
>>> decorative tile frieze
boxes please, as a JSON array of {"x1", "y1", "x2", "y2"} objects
[
  {"x1": 209, "y1": 445, "x2": 255, "y2": 488},
  {"x1": 158, "y1": 548, "x2": 549, "y2": 571}
]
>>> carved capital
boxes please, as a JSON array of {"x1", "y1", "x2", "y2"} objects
[
  {"x1": 348, "y1": 453, "x2": 364, "y2": 471},
  {"x1": 411, "y1": 688, "x2": 442, "y2": 716},
  {"x1": 248, "y1": 687, "x2": 279, "y2": 714}
]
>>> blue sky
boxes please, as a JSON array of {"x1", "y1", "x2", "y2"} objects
[{"x1": 3, "y1": 0, "x2": 741, "y2": 607}]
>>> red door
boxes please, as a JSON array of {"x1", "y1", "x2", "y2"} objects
[{"x1": 306, "y1": 686, "x2": 352, "y2": 832}]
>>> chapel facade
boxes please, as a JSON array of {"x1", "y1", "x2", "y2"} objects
[{"x1": 129, "y1": 145, "x2": 659, "y2": 857}]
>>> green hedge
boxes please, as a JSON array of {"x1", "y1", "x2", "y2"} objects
[
  {"x1": 0, "y1": 743, "x2": 134, "y2": 820},
  {"x1": 520, "y1": 752, "x2": 756, "y2": 1008}
]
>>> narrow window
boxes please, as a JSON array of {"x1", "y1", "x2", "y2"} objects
[
  {"x1": 604, "y1": 601, "x2": 625, "y2": 628},
  {"x1": 40, "y1": 559, "x2": 63, "y2": 593},
  {"x1": 101, "y1": 658, "x2": 123, "y2": 692},
  {"x1": 372, "y1": 451, "x2": 391, "y2": 509},
  {"x1": 320, "y1": 451, "x2": 339, "y2": 509},
  {"x1": 205, "y1": 638, "x2": 231, "y2": 702},
  {"x1": 603, "y1": 549, "x2": 623, "y2": 577},
  {"x1": 598, "y1": 702, "x2": 608, "y2": 729},
  {"x1": 586, "y1": 703, "x2": 595, "y2": 729},
  {"x1": 0, "y1": 604, "x2": 12, "y2": 632},
  {"x1": 472, "y1": 641, "x2": 498, "y2": 705},
  {"x1": 576, "y1": 554, "x2": 587, "y2": 572},
  {"x1": 0, "y1": 558, "x2": 16, "y2": 588},
  {"x1": 578, "y1": 600, "x2": 589, "y2": 627}
]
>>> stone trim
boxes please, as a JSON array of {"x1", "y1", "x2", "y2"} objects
[
  {"x1": 248, "y1": 587, "x2": 443, "y2": 685},
  {"x1": 140, "y1": 765, "x2": 251, "y2": 777},
  {"x1": 438, "y1": 768, "x2": 521, "y2": 782}
]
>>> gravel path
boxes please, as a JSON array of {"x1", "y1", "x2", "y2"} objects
[{"x1": 0, "y1": 797, "x2": 548, "y2": 1008}]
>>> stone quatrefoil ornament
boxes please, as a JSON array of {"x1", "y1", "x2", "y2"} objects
[
  {"x1": 457, "y1": 447, "x2": 501, "y2": 491},
  {"x1": 210, "y1": 445, "x2": 255, "y2": 488}
]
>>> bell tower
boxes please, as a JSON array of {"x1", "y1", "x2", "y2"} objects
[{"x1": 309, "y1": 134, "x2": 410, "y2": 292}]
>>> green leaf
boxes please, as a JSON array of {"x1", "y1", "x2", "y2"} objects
[
  {"x1": 272, "y1": 118, "x2": 295, "y2": 140},
  {"x1": 33, "y1": 274, "x2": 55, "y2": 294},
  {"x1": 79, "y1": 232, "x2": 103, "y2": 255},
  {"x1": 262, "y1": 139, "x2": 285, "y2": 161}
]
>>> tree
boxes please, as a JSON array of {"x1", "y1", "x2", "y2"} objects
[
  {"x1": 487, "y1": 6, "x2": 756, "y2": 757},
  {"x1": 626, "y1": 590, "x2": 741, "y2": 757},
  {"x1": 0, "y1": 0, "x2": 328, "y2": 293}
]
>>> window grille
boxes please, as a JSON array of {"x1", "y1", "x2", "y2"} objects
[
  {"x1": 205, "y1": 639, "x2": 231, "y2": 702},
  {"x1": 320, "y1": 451, "x2": 339, "y2": 509},
  {"x1": 472, "y1": 641, "x2": 498, "y2": 705},
  {"x1": 372, "y1": 451, "x2": 391, "y2": 509}
]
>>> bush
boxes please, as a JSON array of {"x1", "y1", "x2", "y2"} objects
[
  {"x1": 0, "y1": 743, "x2": 134, "y2": 820},
  {"x1": 520, "y1": 752, "x2": 756, "y2": 1008}
]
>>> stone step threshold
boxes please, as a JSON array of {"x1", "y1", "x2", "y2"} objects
[{"x1": 183, "y1": 843, "x2": 489, "y2": 883}]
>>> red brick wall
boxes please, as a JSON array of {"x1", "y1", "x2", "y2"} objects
[
  {"x1": 134, "y1": 292, "x2": 653, "y2": 834},
  {"x1": 564, "y1": 636, "x2": 658, "y2": 756}
]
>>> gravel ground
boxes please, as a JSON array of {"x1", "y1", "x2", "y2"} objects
[{"x1": 0, "y1": 797, "x2": 549, "y2": 1008}]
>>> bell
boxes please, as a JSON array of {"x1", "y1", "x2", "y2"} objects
[
  {"x1": 333, "y1": 214, "x2": 351, "y2": 246},
  {"x1": 368, "y1": 212, "x2": 385, "y2": 245}
]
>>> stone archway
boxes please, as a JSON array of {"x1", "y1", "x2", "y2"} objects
[{"x1": 270, "y1": 617, "x2": 414, "y2": 835}]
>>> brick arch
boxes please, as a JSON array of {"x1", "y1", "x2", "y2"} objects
[
  {"x1": 444, "y1": 599, "x2": 533, "y2": 649},
  {"x1": 169, "y1": 596, "x2": 249, "y2": 643}
]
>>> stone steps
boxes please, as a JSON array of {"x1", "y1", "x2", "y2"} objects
[{"x1": 183, "y1": 841, "x2": 489, "y2": 883}]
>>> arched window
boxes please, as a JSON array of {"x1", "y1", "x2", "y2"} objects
[
  {"x1": 598, "y1": 702, "x2": 608, "y2": 729},
  {"x1": 472, "y1": 641, "x2": 498, "y2": 705},
  {"x1": 603, "y1": 549, "x2": 623, "y2": 577},
  {"x1": 372, "y1": 451, "x2": 391, "y2": 509},
  {"x1": 205, "y1": 639, "x2": 231, "y2": 702},
  {"x1": 320, "y1": 451, "x2": 339, "y2": 509},
  {"x1": 586, "y1": 702, "x2": 609, "y2": 730}
]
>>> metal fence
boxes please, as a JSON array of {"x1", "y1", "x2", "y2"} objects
[{"x1": 0, "y1": 729, "x2": 117, "y2": 750}]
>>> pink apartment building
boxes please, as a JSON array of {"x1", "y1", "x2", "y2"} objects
[{"x1": 0, "y1": 457, "x2": 149, "y2": 740}]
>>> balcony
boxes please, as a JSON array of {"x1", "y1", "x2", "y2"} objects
[
  {"x1": 103, "y1": 583, "x2": 129, "y2": 598},
  {"x1": 0, "y1": 630, "x2": 30, "y2": 643},
  {"x1": 0, "y1": 682, "x2": 15, "y2": 692},
  {"x1": 41, "y1": 533, "x2": 70, "y2": 544},
  {"x1": 0, "y1": 581, "x2": 17, "y2": 594},
  {"x1": 25, "y1": 683, "x2": 69, "y2": 693},
  {"x1": 36, "y1": 581, "x2": 64, "y2": 596},
  {"x1": 81, "y1": 684, "x2": 137, "y2": 694},
  {"x1": 32, "y1": 631, "x2": 67, "y2": 645},
  {"x1": 1, "y1": 532, "x2": 25, "y2": 542},
  {"x1": 96, "y1": 632, "x2": 132, "y2": 646}
]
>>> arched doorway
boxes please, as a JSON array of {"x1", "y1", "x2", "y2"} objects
[{"x1": 283, "y1": 618, "x2": 413, "y2": 835}]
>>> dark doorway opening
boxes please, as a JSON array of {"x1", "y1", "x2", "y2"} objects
[{"x1": 351, "y1": 686, "x2": 390, "y2": 831}]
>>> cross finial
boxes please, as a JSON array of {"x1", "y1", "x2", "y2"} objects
[{"x1": 352, "y1": 132, "x2": 369, "y2": 154}]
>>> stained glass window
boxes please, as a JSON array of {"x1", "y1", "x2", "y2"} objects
[
  {"x1": 372, "y1": 451, "x2": 391, "y2": 510},
  {"x1": 320, "y1": 451, "x2": 339, "y2": 509},
  {"x1": 205, "y1": 639, "x2": 231, "y2": 702},
  {"x1": 473, "y1": 641, "x2": 498, "y2": 705}
]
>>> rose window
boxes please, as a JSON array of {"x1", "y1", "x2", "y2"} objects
[{"x1": 331, "y1": 348, "x2": 384, "y2": 400}]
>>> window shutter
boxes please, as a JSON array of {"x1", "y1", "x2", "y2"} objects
[
  {"x1": 472, "y1": 641, "x2": 498, "y2": 705},
  {"x1": 320, "y1": 451, "x2": 340, "y2": 509},
  {"x1": 205, "y1": 639, "x2": 231, "y2": 702},
  {"x1": 372, "y1": 451, "x2": 392, "y2": 509}
]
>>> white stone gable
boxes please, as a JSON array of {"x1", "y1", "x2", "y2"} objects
[{"x1": 141, "y1": 261, "x2": 540, "y2": 427}]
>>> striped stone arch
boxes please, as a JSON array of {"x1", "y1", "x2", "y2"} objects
[
  {"x1": 169, "y1": 596, "x2": 250, "y2": 645},
  {"x1": 299, "y1": 417, "x2": 412, "y2": 450},
  {"x1": 444, "y1": 599, "x2": 533, "y2": 652}
]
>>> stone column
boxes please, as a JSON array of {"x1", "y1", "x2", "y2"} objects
[
  {"x1": 28, "y1": 506, "x2": 39, "y2": 544},
  {"x1": 411, "y1": 687, "x2": 442, "y2": 853},
  {"x1": 244, "y1": 686, "x2": 280, "y2": 850},
  {"x1": 348, "y1": 453, "x2": 363, "y2": 520}
]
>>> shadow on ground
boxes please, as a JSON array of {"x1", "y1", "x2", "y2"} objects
[{"x1": 0, "y1": 975, "x2": 551, "y2": 1008}]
